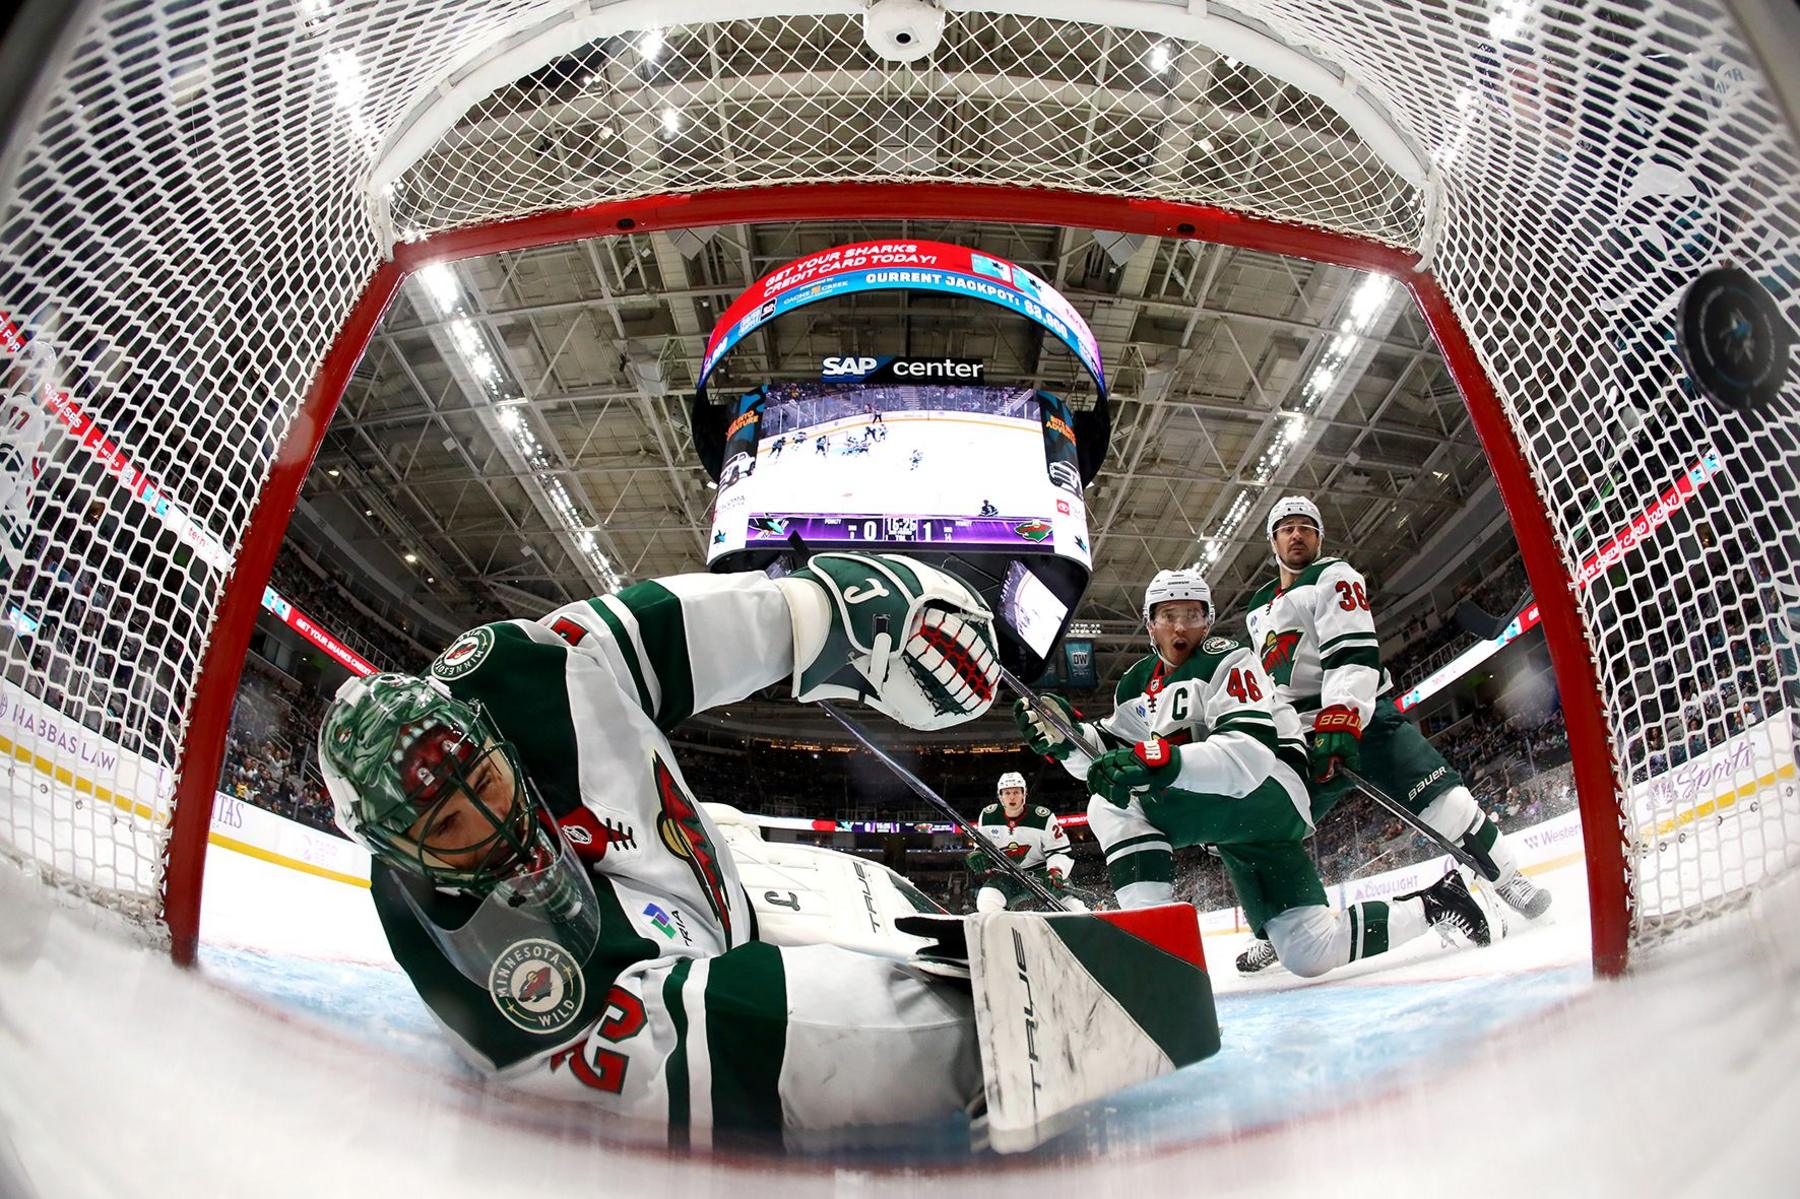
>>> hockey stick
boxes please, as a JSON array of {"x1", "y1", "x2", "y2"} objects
[
  {"x1": 818, "y1": 700, "x2": 1068, "y2": 911},
  {"x1": 1336, "y1": 764, "x2": 1492, "y2": 880},
  {"x1": 994, "y1": 662, "x2": 1107, "y2": 760}
]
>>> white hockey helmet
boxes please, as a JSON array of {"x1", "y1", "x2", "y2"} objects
[
  {"x1": 1142, "y1": 568, "x2": 1213, "y2": 628},
  {"x1": 996, "y1": 771, "x2": 1028, "y2": 796},
  {"x1": 1266, "y1": 495, "x2": 1324, "y2": 542}
]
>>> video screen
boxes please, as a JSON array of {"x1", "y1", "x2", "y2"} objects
[{"x1": 707, "y1": 382, "x2": 1090, "y2": 566}]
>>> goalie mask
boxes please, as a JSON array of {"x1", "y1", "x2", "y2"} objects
[{"x1": 319, "y1": 672, "x2": 600, "y2": 978}]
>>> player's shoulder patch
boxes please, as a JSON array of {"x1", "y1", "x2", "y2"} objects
[
  {"x1": 1200, "y1": 636, "x2": 1239, "y2": 656},
  {"x1": 1034, "y1": 805, "x2": 1052, "y2": 818},
  {"x1": 431, "y1": 625, "x2": 496, "y2": 681}
]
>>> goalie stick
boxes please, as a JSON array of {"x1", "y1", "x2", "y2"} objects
[{"x1": 818, "y1": 700, "x2": 1068, "y2": 911}]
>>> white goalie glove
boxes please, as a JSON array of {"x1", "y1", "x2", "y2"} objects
[{"x1": 776, "y1": 552, "x2": 1001, "y2": 731}]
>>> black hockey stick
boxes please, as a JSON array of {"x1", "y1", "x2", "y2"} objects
[
  {"x1": 1336, "y1": 764, "x2": 1493, "y2": 880},
  {"x1": 818, "y1": 700, "x2": 1068, "y2": 911},
  {"x1": 994, "y1": 662, "x2": 1107, "y2": 759}
]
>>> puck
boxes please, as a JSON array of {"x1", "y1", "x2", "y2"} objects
[{"x1": 1674, "y1": 266, "x2": 1791, "y2": 411}]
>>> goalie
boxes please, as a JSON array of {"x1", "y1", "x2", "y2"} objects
[
  {"x1": 318, "y1": 553, "x2": 1215, "y2": 1151},
  {"x1": 965, "y1": 772, "x2": 1088, "y2": 912}
]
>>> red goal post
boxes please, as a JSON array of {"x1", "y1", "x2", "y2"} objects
[{"x1": 2, "y1": 2, "x2": 1794, "y2": 975}]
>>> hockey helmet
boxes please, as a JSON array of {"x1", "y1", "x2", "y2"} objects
[
  {"x1": 1142, "y1": 568, "x2": 1213, "y2": 628},
  {"x1": 320, "y1": 672, "x2": 546, "y2": 895},
  {"x1": 1266, "y1": 495, "x2": 1325, "y2": 542},
  {"x1": 996, "y1": 770, "x2": 1029, "y2": 796}
]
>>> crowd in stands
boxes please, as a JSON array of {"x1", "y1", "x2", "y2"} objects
[{"x1": 267, "y1": 551, "x2": 432, "y2": 676}]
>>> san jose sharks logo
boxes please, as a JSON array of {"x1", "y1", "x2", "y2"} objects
[
  {"x1": 1260, "y1": 629, "x2": 1303, "y2": 686},
  {"x1": 652, "y1": 754, "x2": 733, "y2": 938}
]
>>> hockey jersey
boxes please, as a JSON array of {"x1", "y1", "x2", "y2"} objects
[
  {"x1": 1243, "y1": 556, "x2": 1394, "y2": 726},
  {"x1": 1053, "y1": 637, "x2": 1311, "y2": 824},
  {"x1": 374, "y1": 575, "x2": 787, "y2": 1071},
  {"x1": 972, "y1": 803, "x2": 1073, "y2": 876}
]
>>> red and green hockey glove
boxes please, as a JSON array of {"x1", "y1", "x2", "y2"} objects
[
  {"x1": 1087, "y1": 737, "x2": 1182, "y2": 807},
  {"x1": 1309, "y1": 705, "x2": 1363, "y2": 782}
]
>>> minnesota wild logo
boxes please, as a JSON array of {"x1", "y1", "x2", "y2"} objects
[
  {"x1": 1012, "y1": 520, "x2": 1052, "y2": 542},
  {"x1": 1260, "y1": 629, "x2": 1303, "y2": 686}
]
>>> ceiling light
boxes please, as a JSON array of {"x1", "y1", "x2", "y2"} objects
[
  {"x1": 404, "y1": 552, "x2": 418, "y2": 564},
  {"x1": 326, "y1": 467, "x2": 340, "y2": 477}
]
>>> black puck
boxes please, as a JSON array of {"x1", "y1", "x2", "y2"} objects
[{"x1": 1674, "y1": 266, "x2": 1791, "y2": 411}]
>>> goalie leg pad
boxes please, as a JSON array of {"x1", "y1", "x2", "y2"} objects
[{"x1": 966, "y1": 907, "x2": 1220, "y2": 1153}]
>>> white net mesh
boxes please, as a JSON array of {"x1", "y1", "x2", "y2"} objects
[{"x1": 0, "y1": 0, "x2": 1794, "y2": 953}]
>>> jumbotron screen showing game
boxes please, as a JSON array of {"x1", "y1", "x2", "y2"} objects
[{"x1": 707, "y1": 380, "x2": 1089, "y2": 576}]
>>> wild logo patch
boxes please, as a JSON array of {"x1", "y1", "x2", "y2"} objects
[
  {"x1": 1201, "y1": 636, "x2": 1236, "y2": 655},
  {"x1": 432, "y1": 626, "x2": 495, "y2": 680},
  {"x1": 1012, "y1": 520, "x2": 1052, "y2": 542},
  {"x1": 489, "y1": 937, "x2": 586, "y2": 1034},
  {"x1": 652, "y1": 754, "x2": 733, "y2": 938},
  {"x1": 1260, "y1": 629, "x2": 1303, "y2": 686}
]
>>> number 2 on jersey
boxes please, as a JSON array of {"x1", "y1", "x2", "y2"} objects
[{"x1": 1225, "y1": 668, "x2": 1263, "y2": 703}]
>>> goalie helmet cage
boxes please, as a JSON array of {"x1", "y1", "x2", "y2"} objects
[{"x1": 0, "y1": 1, "x2": 1794, "y2": 974}]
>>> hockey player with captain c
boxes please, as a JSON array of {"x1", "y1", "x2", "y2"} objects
[
  {"x1": 317, "y1": 551, "x2": 1218, "y2": 1150},
  {"x1": 965, "y1": 771, "x2": 1088, "y2": 912},
  {"x1": 1014, "y1": 568, "x2": 1492, "y2": 979},
  {"x1": 1234, "y1": 497, "x2": 1551, "y2": 972}
]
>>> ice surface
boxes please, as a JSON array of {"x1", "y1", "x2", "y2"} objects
[{"x1": 2, "y1": 850, "x2": 1797, "y2": 1196}]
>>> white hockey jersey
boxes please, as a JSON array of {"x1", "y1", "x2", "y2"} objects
[
  {"x1": 1243, "y1": 557, "x2": 1393, "y2": 726},
  {"x1": 1051, "y1": 637, "x2": 1310, "y2": 823},
  {"x1": 374, "y1": 573, "x2": 981, "y2": 1147},
  {"x1": 973, "y1": 803, "x2": 1074, "y2": 876}
]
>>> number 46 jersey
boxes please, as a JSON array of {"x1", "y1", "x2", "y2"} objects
[{"x1": 1243, "y1": 556, "x2": 1395, "y2": 727}]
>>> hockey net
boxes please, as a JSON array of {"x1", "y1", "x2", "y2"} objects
[{"x1": 0, "y1": 1, "x2": 1794, "y2": 969}]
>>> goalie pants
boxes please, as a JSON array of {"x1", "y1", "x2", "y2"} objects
[
  {"x1": 1087, "y1": 777, "x2": 1327, "y2": 932},
  {"x1": 512, "y1": 938, "x2": 982, "y2": 1151}
]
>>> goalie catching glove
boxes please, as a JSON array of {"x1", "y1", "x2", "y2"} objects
[
  {"x1": 1309, "y1": 705, "x2": 1363, "y2": 782},
  {"x1": 778, "y1": 552, "x2": 1000, "y2": 732},
  {"x1": 1011, "y1": 692, "x2": 1084, "y2": 761},
  {"x1": 1087, "y1": 737, "x2": 1183, "y2": 807}
]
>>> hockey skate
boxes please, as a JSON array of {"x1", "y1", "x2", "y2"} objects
[
  {"x1": 1494, "y1": 870, "x2": 1552, "y2": 919},
  {"x1": 1235, "y1": 937, "x2": 1280, "y2": 974},
  {"x1": 1401, "y1": 870, "x2": 1491, "y2": 947}
]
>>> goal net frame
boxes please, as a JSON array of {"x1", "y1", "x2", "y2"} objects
[{"x1": 2, "y1": 0, "x2": 1795, "y2": 976}]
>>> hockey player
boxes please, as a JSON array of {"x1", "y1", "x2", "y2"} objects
[
  {"x1": 768, "y1": 435, "x2": 785, "y2": 460},
  {"x1": 318, "y1": 556, "x2": 1006, "y2": 1147},
  {"x1": 318, "y1": 554, "x2": 1217, "y2": 1149},
  {"x1": 1235, "y1": 496, "x2": 1550, "y2": 972},
  {"x1": 965, "y1": 771, "x2": 1087, "y2": 913},
  {"x1": 1013, "y1": 568, "x2": 1490, "y2": 980},
  {"x1": 815, "y1": 434, "x2": 829, "y2": 456}
]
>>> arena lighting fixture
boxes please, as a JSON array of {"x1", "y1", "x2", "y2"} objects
[{"x1": 1194, "y1": 274, "x2": 1395, "y2": 570}]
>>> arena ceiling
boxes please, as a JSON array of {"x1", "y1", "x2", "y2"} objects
[{"x1": 295, "y1": 216, "x2": 1498, "y2": 743}]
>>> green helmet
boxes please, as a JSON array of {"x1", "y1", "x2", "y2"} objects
[{"x1": 318, "y1": 672, "x2": 540, "y2": 895}]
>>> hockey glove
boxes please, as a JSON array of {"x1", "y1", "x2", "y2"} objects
[
  {"x1": 966, "y1": 849, "x2": 995, "y2": 876},
  {"x1": 779, "y1": 553, "x2": 1000, "y2": 732},
  {"x1": 1011, "y1": 692, "x2": 1082, "y2": 760},
  {"x1": 1309, "y1": 705, "x2": 1363, "y2": 782},
  {"x1": 1087, "y1": 738, "x2": 1182, "y2": 808}
]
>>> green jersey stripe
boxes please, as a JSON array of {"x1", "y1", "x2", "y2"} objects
[
  {"x1": 587, "y1": 600, "x2": 653, "y2": 715},
  {"x1": 614, "y1": 581, "x2": 698, "y2": 730},
  {"x1": 704, "y1": 942, "x2": 788, "y2": 1136},
  {"x1": 1320, "y1": 646, "x2": 1383, "y2": 671},
  {"x1": 663, "y1": 957, "x2": 694, "y2": 1149},
  {"x1": 1318, "y1": 630, "x2": 1379, "y2": 652}
]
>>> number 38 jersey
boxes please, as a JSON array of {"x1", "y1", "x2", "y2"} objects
[
  {"x1": 1053, "y1": 637, "x2": 1311, "y2": 825},
  {"x1": 1243, "y1": 556, "x2": 1394, "y2": 726}
]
